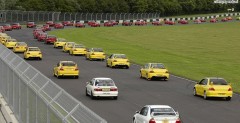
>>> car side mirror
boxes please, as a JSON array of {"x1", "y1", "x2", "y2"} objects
[{"x1": 135, "y1": 111, "x2": 140, "y2": 114}]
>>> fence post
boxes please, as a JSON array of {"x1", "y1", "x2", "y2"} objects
[
  {"x1": 101, "y1": 13, "x2": 104, "y2": 20},
  {"x1": 85, "y1": 13, "x2": 88, "y2": 21},
  {"x1": 63, "y1": 12, "x2": 66, "y2": 21},
  {"x1": 90, "y1": 13, "x2": 94, "y2": 20},
  {"x1": 95, "y1": 13, "x2": 98, "y2": 21},
  {"x1": 105, "y1": 13, "x2": 108, "y2": 20},
  {"x1": 114, "y1": 13, "x2": 117, "y2": 20},
  {"x1": 80, "y1": 13, "x2": 83, "y2": 20},
  {"x1": 110, "y1": 13, "x2": 113, "y2": 20}
]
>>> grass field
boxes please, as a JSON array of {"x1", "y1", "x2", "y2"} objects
[{"x1": 49, "y1": 22, "x2": 240, "y2": 93}]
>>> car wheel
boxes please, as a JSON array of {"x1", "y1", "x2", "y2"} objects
[
  {"x1": 56, "y1": 72, "x2": 61, "y2": 79},
  {"x1": 106, "y1": 63, "x2": 109, "y2": 67},
  {"x1": 113, "y1": 96, "x2": 118, "y2": 100},
  {"x1": 140, "y1": 72, "x2": 143, "y2": 78},
  {"x1": 75, "y1": 76, "x2": 79, "y2": 79},
  {"x1": 203, "y1": 91, "x2": 208, "y2": 100},
  {"x1": 91, "y1": 92, "x2": 95, "y2": 100},
  {"x1": 193, "y1": 88, "x2": 197, "y2": 96},
  {"x1": 39, "y1": 58, "x2": 42, "y2": 60},
  {"x1": 226, "y1": 97, "x2": 231, "y2": 101},
  {"x1": 86, "y1": 89, "x2": 89, "y2": 96},
  {"x1": 126, "y1": 66, "x2": 129, "y2": 69}
]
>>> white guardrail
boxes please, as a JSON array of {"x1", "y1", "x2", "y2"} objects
[{"x1": 0, "y1": 44, "x2": 107, "y2": 123}]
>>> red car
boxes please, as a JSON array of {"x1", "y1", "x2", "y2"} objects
[
  {"x1": 194, "y1": 19, "x2": 202, "y2": 24},
  {"x1": 226, "y1": 16, "x2": 233, "y2": 20},
  {"x1": 75, "y1": 22, "x2": 85, "y2": 28},
  {"x1": 135, "y1": 20, "x2": 147, "y2": 26},
  {"x1": 91, "y1": 22, "x2": 100, "y2": 27},
  {"x1": 152, "y1": 21, "x2": 162, "y2": 26},
  {"x1": 165, "y1": 20, "x2": 175, "y2": 25},
  {"x1": 62, "y1": 21, "x2": 74, "y2": 26},
  {"x1": 54, "y1": 23, "x2": 64, "y2": 29},
  {"x1": 210, "y1": 18, "x2": 218, "y2": 23},
  {"x1": 44, "y1": 35, "x2": 57, "y2": 44},
  {"x1": 42, "y1": 24, "x2": 51, "y2": 31},
  {"x1": 33, "y1": 29, "x2": 43, "y2": 39},
  {"x1": 199, "y1": 19, "x2": 206, "y2": 22},
  {"x1": 122, "y1": 20, "x2": 132, "y2": 26},
  {"x1": 109, "y1": 20, "x2": 118, "y2": 25},
  {"x1": 104, "y1": 22, "x2": 114, "y2": 27},
  {"x1": 88, "y1": 21, "x2": 96, "y2": 26},
  {"x1": 2, "y1": 24, "x2": 12, "y2": 31},
  {"x1": 221, "y1": 18, "x2": 228, "y2": 22},
  {"x1": 46, "y1": 21, "x2": 55, "y2": 27},
  {"x1": 0, "y1": 26, "x2": 5, "y2": 33},
  {"x1": 27, "y1": 22, "x2": 36, "y2": 28},
  {"x1": 178, "y1": 20, "x2": 188, "y2": 24},
  {"x1": 11, "y1": 23, "x2": 22, "y2": 29},
  {"x1": 37, "y1": 32, "x2": 47, "y2": 41}
]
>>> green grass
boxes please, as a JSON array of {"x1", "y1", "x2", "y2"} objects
[{"x1": 50, "y1": 22, "x2": 240, "y2": 93}]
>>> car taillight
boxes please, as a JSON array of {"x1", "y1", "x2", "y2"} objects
[
  {"x1": 176, "y1": 118, "x2": 181, "y2": 123},
  {"x1": 75, "y1": 68, "x2": 78, "y2": 71},
  {"x1": 127, "y1": 60, "x2": 129, "y2": 62},
  {"x1": 228, "y1": 88, "x2": 232, "y2": 91},
  {"x1": 110, "y1": 88, "x2": 118, "y2": 91},
  {"x1": 149, "y1": 118, "x2": 156, "y2": 123},
  {"x1": 91, "y1": 53, "x2": 95, "y2": 55},
  {"x1": 149, "y1": 71, "x2": 154, "y2": 73},
  {"x1": 113, "y1": 60, "x2": 117, "y2": 62},
  {"x1": 208, "y1": 87, "x2": 215, "y2": 91},
  {"x1": 74, "y1": 49, "x2": 77, "y2": 51},
  {"x1": 27, "y1": 53, "x2": 30, "y2": 54},
  {"x1": 60, "y1": 67, "x2": 64, "y2": 71},
  {"x1": 94, "y1": 88, "x2": 102, "y2": 91},
  {"x1": 165, "y1": 71, "x2": 169, "y2": 73}
]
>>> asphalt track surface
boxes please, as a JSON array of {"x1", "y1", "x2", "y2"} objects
[{"x1": 6, "y1": 25, "x2": 240, "y2": 123}]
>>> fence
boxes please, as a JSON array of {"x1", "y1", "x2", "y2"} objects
[
  {"x1": 0, "y1": 10, "x2": 160, "y2": 23},
  {"x1": 0, "y1": 44, "x2": 107, "y2": 123}
]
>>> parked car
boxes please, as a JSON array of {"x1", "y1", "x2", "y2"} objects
[
  {"x1": 2, "y1": 24, "x2": 12, "y2": 31},
  {"x1": 44, "y1": 35, "x2": 57, "y2": 44},
  {"x1": 24, "y1": 47, "x2": 42, "y2": 60},
  {"x1": 86, "y1": 77, "x2": 118, "y2": 100},
  {"x1": 193, "y1": 77, "x2": 233, "y2": 101},
  {"x1": 46, "y1": 21, "x2": 55, "y2": 27},
  {"x1": 54, "y1": 38, "x2": 67, "y2": 48},
  {"x1": 4, "y1": 38, "x2": 17, "y2": 48},
  {"x1": 13, "y1": 42, "x2": 28, "y2": 53},
  {"x1": 63, "y1": 42, "x2": 75, "y2": 52},
  {"x1": 27, "y1": 22, "x2": 36, "y2": 28},
  {"x1": 133, "y1": 105, "x2": 181, "y2": 123},
  {"x1": 140, "y1": 63, "x2": 169, "y2": 81},
  {"x1": 104, "y1": 22, "x2": 114, "y2": 27},
  {"x1": 75, "y1": 22, "x2": 85, "y2": 28},
  {"x1": 69, "y1": 44, "x2": 87, "y2": 55},
  {"x1": 106, "y1": 54, "x2": 130, "y2": 69},
  {"x1": 122, "y1": 20, "x2": 132, "y2": 26},
  {"x1": 53, "y1": 61, "x2": 79, "y2": 79},
  {"x1": 11, "y1": 23, "x2": 21, "y2": 29},
  {"x1": 37, "y1": 32, "x2": 47, "y2": 42},
  {"x1": 152, "y1": 20, "x2": 162, "y2": 26},
  {"x1": 85, "y1": 48, "x2": 106, "y2": 61},
  {"x1": 62, "y1": 21, "x2": 74, "y2": 26}
]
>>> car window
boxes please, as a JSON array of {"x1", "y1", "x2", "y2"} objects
[
  {"x1": 114, "y1": 54, "x2": 126, "y2": 59},
  {"x1": 29, "y1": 48, "x2": 40, "y2": 51},
  {"x1": 61, "y1": 62, "x2": 76, "y2": 66},
  {"x1": 210, "y1": 79, "x2": 228, "y2": 85},
  {"x1": 150, "y1": 108, "x2": 175, "y2": 116},
  {"x1": 93, "y1": 48, "x2": 103, "y2": 52},
  {"x1": 199, "y1": 79, "x2": 208, "y2": 85},
  {"x1": 74, "y1": 45, "x2": 85, "y2": 48},
  {"x1": 140, "y1": 107, "x2": 148, "y2": 116},
  {"x1": 150, "y1": 64, "x2": 165, "y2": 69},
  {"x1": 18, "y1": 43, "x2": 27, "y2": 46},
  {"x1": 95, "y1": 79, "x2": 115, "y2": 86},
  {"x1": 144, "y1": 64, "x2": 149, "y2": 69},
  {"x1": 109, "y1": 54, "x2": 113, "y2": 58}
]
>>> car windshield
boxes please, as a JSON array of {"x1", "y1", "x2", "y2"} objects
[
  {"x1": 61, "y1": 62, "x2": 76, "y2": 66},
  {"x1": 151, "y1": 108, "x2": 175, "y2": 116},
  {"x1": 93, "y1": 48, "x2": 103, "y2": 52},
  {"x1": 95, "y1": 79, "x2": 115, "y2": 86},
  {"x1": 67, "y1": 43, "x2": 75, "y2": 46},
  {"x1": 75, "y1": 45, "x2": 85, "y2": 48},
  {"x1": 210, "y1": 79, "x2": 228, "y2": 85},
  {"x1": 29, "y1": 48, "x2": 40, "y2": 51},
  {"x1": 150, "y1": 64, "x2": 165, "y2": 69},
  {"x1": 17, "y1": 42, "x2": 27, "y2": 46},
  {"x1": 28, "y1": 22, "x2": 34, "y2": 24},
  {"x1": 114, "y1": 54, "x2": 126, "y2": 59},
  {"x1": 8, "y1": 39, "x2": 17, "y2": 42}
]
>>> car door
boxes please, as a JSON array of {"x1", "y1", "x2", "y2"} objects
[
  {"x1": 54, "y1": 63, "x2": 60, "y2": 74},
  {"x1": 136, "y1": 107, "x2": 149, "y2": 123},
  {"x1": 141, "y1": 64, "x2": 149, "y2": 78},
  {"x1": 86, "y1": 79, "x2": 94, "y2": 95},
  {"x1": 107, "y1": 54, "x2": 113, "y2": 66},
  {"x1": 196, "y1": 79, "x2": 208, "y2": 96}
]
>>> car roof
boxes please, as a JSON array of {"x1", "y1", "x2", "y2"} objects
[
  {"x1": 146, "y1": 105, "x2": 172, "y2": 109},
  {"x1": 204, "y1": 77, "x2": 225, "y2": 80},
  {"x1": 93, "y1": 77, "x2": 112, "y2": 80},
  {"x1": 28, "y1": 47, "x2": 39, "y2": 48},
  {"x1": 60, "y1": 61, "x2": 76, "y2": 63}
]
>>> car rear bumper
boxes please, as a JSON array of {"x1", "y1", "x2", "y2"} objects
[
  {"x1": 112, "y1": 62, "x2": 130, "y2": 67},
  {"x1": 93, "y1": 92, "x2": 118, "y2": 97},
  {"x1": 207, "y1": 91, "x2": 233, "y2": 98},
  {"x1": 72, "y1": 51, "x2": 86, "y2": 55},
  {"x1": 149, "y1": 73, "x2": 169, "y2": 79},
  {"x1": 58, "y1": 71, "x2": 79, "y2": 76}
]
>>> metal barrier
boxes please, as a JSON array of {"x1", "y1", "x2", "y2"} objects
[{"x1": 0, "y1": 44, "x2": 107, "y2": 123}]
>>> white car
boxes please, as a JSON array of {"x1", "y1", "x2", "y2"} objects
[
  {"x1": 133, "y1": 105, "x2": 181, "y2": 123},
  {"x1": 86, "y1": 77, "x2": 118, "y2": 100}
]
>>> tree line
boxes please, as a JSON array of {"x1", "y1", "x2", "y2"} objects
[{"x1": 1, "y1": 0, "x2": 240, "y2": 16}]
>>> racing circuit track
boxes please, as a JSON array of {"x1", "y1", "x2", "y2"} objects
[{"x1": 6, "y1": 27, "x2": 240, "y2": 123}]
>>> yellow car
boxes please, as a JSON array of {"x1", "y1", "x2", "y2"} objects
[
  {"x1": 106, "y1": 54, "x2": 130, "y2": 69},
  {"x1": 13, "y1": 42, "x2": 28, "y2": 53},
  {"x1": 5, "y1": 39, "x2": 18, "y2": 48},
  {"x1": 140, "y1": 63, "x2": 169, "y2": 81},
  {"x1": 53, "y1": 61, "x2": 79, "y2": 79},
  {"x1": 63, "y1": 42, "x2": 75, "y2": 52},
  {"x1": 193, "y1": 77, "x2": 233, "y2": 101},
  {"x1": 1, "y1": 36, "x2": 11, "y2": 44},
  {"x1": 0, "y1": 33, "x2": 8, "y2": 43},
  {"x1": 54, "y1": 38, "x2": 67, "y2": 48},
  {"x1": 69, "y1": 44, "x2": 87, "y2": 55},
  {"x1": 24, "y1": 47, "x2": 42, "y2": 60},
  {"x1": 85, "y1": 48, "x2": 106, "y2": 61}
]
